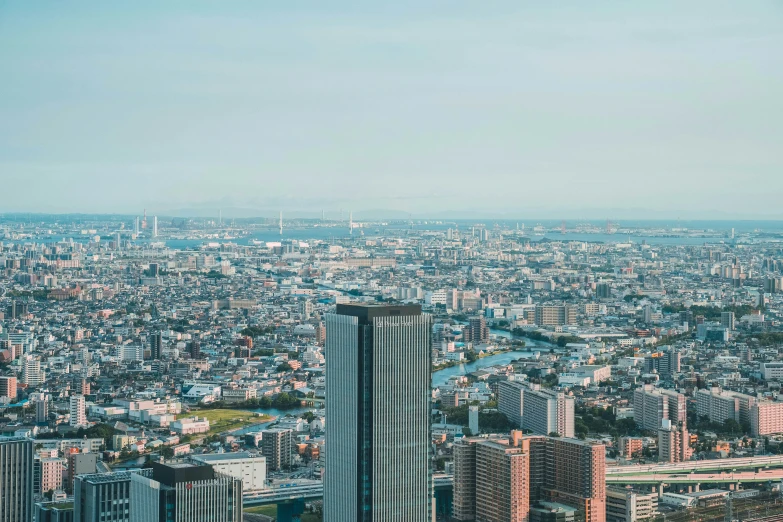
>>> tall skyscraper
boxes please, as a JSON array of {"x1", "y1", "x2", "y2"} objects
[
  {"x1": 152, "y1": 216, "x2": 158, "y2": 237},
  {"x1": 0, "y1": 437, "x2": 34, "y2": 522},
  {"x1": 70, "y1": 395, "x2": 87, "y2": 427},
  {"x1": 149, "y1": 333, "x2": 162, "y2": 360},
  {"x1": 475, "y1": 440, "x2": 530, "y2": 522},
  {"x1": 129, "y1": 461, "x2": 242, "y2": 522},
  {"x1": 75, "y1": 470, "x2": 152, "y2": 522},
  {"x1": 325, "y1": 303, "x2": 432, "y2": 522}
]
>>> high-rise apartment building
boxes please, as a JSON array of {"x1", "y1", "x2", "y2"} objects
[
  {"x1": 749, "y1": 401, "x2": 783, "y2": 437},
  {"x1": 23, "y1": 355, "x2": 45, "y2": 385},
  {"x1": 129, "y1": 461, "x2": 242, "y2": 522},
  {"x1": 0, "y1": 437, "x2": 35, "y2": 522},
  {"x1": 475, "y1": 440, "x2": 530, "y2": 522},
  {"x1": 463, "y1": 316, "x2": 489, "y2": 344},
  {"x1": 454, "y1": 434, "x2": 606, "y2": 522},
  {"x1": 633, "y1": 385, "x2": 686, "y2": 431},
  {"x1": 261, "y1": 428, "x2": 293, "y2": 471},
  {"x1": 658, "y1": 419, "x2": 690, "y2": 463},
  {"x1": 696, "y1": 387, "x2": 756, "y2": 425},
  {"x1": 37, "y1": 397, "x2": 49, "y2": 424},
  {"x1": 148, "y1": 333, "x2": 162, "y2": 360},
  {"x1": 534, "y1": 305, "x2": 577, "y2": 326},
  {"x1": 325, "y1": 304, "x2": 432, "y2": 522},
  {"x1": 70, "y1": 395, "x2": 87, "y2": 427},
  {"x1": 0, "y1": 375, "x2": 17, "y2": 400},
  {"x1": 642, "y1": 350, "x2": 681, "y2": 379},
  {"x1": 498, "y1": 381, "x2": 575, "y2": 438},
  {"x1": 75, "y1": 470, "x2": 152, "y2": 522},
  {"x1": 720, "y1": 311, "x2": 736, "y2": 330},
  {"x1": 36, "y1": 457, "x2": 65, "y2": 495}
]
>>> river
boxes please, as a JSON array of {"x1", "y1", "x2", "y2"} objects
[{"x1": 431, "y1": 327, "x2": 558, "y2": 387}]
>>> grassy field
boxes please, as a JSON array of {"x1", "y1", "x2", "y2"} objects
[{"x1": 187, "y1": 409, "x2": 273, "y2": 435}]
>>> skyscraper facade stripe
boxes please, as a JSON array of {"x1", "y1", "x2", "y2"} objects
[{"x1": 325, "y1": 304, "x2": 432, "y2": 522}]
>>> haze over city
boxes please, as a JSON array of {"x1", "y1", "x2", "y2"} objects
[{"x1": 1, "y1": 1, "x2": 782, "y2": 218}]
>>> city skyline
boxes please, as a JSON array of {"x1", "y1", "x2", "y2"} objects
[{"x1": 2, "y1": 1, "x2": 782, "y2": 217}]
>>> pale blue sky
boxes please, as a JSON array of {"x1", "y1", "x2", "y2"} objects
[{"x1": 1, "y1": 1, "x2": 781, "y2": 218}]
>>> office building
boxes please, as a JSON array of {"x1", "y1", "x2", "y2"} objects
[
  {"x1": 148, "y1": 333, "x2": 162, "y2": 360},
  {"x1": 658, "y1": 419, "x2": 690, "y2": 463},
  {"x1": 70, "y1": 395, "x2": 87, "y2": 427},
  {"x1": 596, "y1": 283, "x2": 611, "y2": 299},
  {"x1": 188, "y1": 340, "x2": 201, "y2": 359},
  {"x1": 534, "y1": 305, "x2": 577, "y2": 326},
  {"x1": 498, "y1": 381, "x2": 574, "y2": 438},
  {"x1": 129, "y1": 461, "x2": 242, "y2": 522},
  {"x1": 750, "y1": 401, "x2": 783, "y2": 437},
  {"x1": 632, "y1": 385, "x2": 686, "y2": 432},
  {"x1": 325, "y1": 304, "x2": 432, "y2": 522},
  {"x1": 0, "y1": 375, "x2": 17, "y2": 400},
  {"x1": 190, "y1": 452, "x2": 267, "y2": 492},
  {"x1": 761, "y1": 363, "x2": 783, "y2": 381},
  {"x1": 0, "y1": 437, "x2": 35, "y2": 522},
  {"x1": 261, "y1": 428, "x2": 293, "y2": 471},
  {"x1": 75, "y1": 470, "x2": 152, "y2": 522},
  {"x1": 606, "y1": 487, "x2": 658, "y2": 522}
]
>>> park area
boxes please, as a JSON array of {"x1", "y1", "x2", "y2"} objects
[{"x1": 188, "y1": 408, "x2": 273, "y2": 435}]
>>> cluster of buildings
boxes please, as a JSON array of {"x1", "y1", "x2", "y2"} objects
[{"x1": 2, "y1": 217, "x2": 783, "y2": 521}]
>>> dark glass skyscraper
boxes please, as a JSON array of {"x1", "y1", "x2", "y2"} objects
[
  {"x1": 325, "y1": 304, "x2": 433, "y2": 522},
  {"x1": 0, "y1": 437, "x2": 34, "y2": 522}
]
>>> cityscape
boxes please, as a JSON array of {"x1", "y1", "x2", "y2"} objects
[
  {"x1": 3, "y1": 215, "x2": 783, "y2": 522},
  {"x1": 3, "y1": 2, "x2": 783, "y2": 522}
]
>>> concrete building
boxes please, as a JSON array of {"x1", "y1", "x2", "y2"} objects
[
  {"x1": 0, "y1": 437, "x2": 35, "y2": 522},
  {"x1": 463, "y1": 316, "x2": 489, "y2": 344},
  {"x1": 633, "y1": 385, "x2": 687, "y2": 432},
  {"x1": 498, "y1": 381, "x2": 575, "y2": 438},
  {"x1": 75, "y1": 470, "x2": 152, "y2": 522},
  {"x1": 69, "y1": 395, "x2": 87, "y2": 427},
  {"x1": 534, "y1": 305, "x2": 577, "y2": 326},
  {"x1": 35, "y1": 501, "x2": 75, "y2": 522},
  {"x1": 453, "y1": 440, "x2": 478, "y2": 521},
  {"x1": 0, "y1": 375, "x2": 17, "y2": 401},
  {"x1": 750, "y1": 401, "x2": 783, "y2": 436},
  {"x1": 191, "y1": 452, "x2": 267, "y2": 492},
  {"x1": 720, "y1": 311, "x2": 735, "y2": 330},
  {"x1": 37, "y1": 457, "x2": 64, "y2": 494},
  {"x1": 67, "y1": 452, "x2": 98, "y2": 493},
  {"x1": 170, "y1": 416, "x2": 209, "y2": 435},
  {"x1": 129, "y1": 461, "x2": 242, "y2": 522},
  {"x1": 468, "y1": 405, "x2": 479, "y2": 436},
  {"x1": 325, "y1": 304, "x2": 432, "y2": 522},
  {"x1": 696, "y1": 387, "x2": 755, "y2": 425},
  {"x1": 543, "y1": 437, "x2": 606, "y2": 522},
  {"x1": 475, "y1": 440, "x2": 530, "y2": 522},
  {"x1": 618, "y1": 438, "x2": 643, "y2": 460},
  {"x1": 642, "y1": 350, "x2": 680, "y2": 379},
  {"x1": 261, "y1": 428, "x2": 293, "y2": 471},
  {"x1": 658, "y1": 419, "x2": 691, "y2": 463},
  {"x1": 606, "y1": 487, "x2": 658, "y2": 522},
  {"x1": 761, "y1": 363, "x2": 783, "y2": 381}
]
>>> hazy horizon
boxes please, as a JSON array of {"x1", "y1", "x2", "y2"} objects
[{"x1": 2, "y1": 1, "x2": 782, "y2": 218}]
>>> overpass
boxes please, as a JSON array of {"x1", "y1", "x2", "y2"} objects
[
  {"x1": 607, "y1": 456, "x2": 783, "y2": 476},
  {"x1": 606, "y1": 469, "x2": 783, "y2": 485}
]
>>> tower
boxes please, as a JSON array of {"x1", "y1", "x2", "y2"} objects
[
  {"x1": 349, "y1": 210, "x2": 353, "y2": 235},
  {"x1": 142, "y1": 208, "x2": 147, "y2": 229},
  {"x1": 152, "y1": 216, "x2": 158, "y2": 238},
  {"x1": 279, "y1": 211, "x2": 283, "y2": 235},
  {"x1": 0, "y1": 437, "x2": 35, "y2": 522},
  {"x1": 325, "y1": 304, "x2": 432, "y2": 522},
  {"x1": 70, "y1": 395, "x2": 87, "y2": 427},
  {"x1": 134, "y1": 216, "x2": 139, "y2": 236}
]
